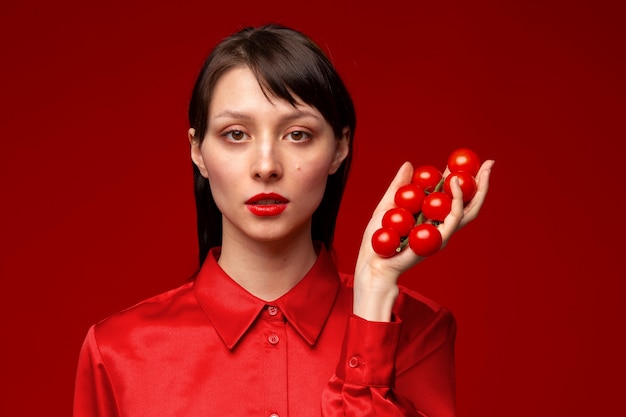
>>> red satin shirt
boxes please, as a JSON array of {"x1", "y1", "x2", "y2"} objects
[{"x1": 73, "y1": 246, "x2": 456, "y2": 417}]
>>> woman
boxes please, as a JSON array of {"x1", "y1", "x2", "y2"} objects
[{"x1": 73, "y1": 24, "x2": 494, "y2": 417}]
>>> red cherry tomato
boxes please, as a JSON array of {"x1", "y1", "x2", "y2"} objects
[
  {"x1": 408, "y1": 224, "x2": 442, "y2": 257},
  {"x1": 371, "y1": 227, "x2": 401, "y2": 257},
  {"x1": 394, "y1": 183, "x2": 425, "y2": 214},
  {"x1": 421, "y1": 192, "x2": 452, "y2": 222},
  {"x1": 412, "y1": 165, "x2": 443, "y2": 193},
  {"x1": 382, "y1": 207, "x2": 415, "y2": 237},
  {"x1": 447, "y1": 148, "x2": 481, "y2": 177},
  {"x1": 444, "y1": 172, "x2": 477, "y2": 203}
]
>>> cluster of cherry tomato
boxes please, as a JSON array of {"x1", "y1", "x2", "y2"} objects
[{"x1": 371, "y1": 148, "x2": 481, "y2": 258}]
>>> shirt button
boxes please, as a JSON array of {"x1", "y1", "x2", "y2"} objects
[
  {"x1": 268, "y1": 334, "x2": 280, "y2": 345},
  {"x1": 269, "y1": 414, "x2": 280, "y2": 417},
  {"x1": 348, "y1": 356, "x2": 359, "y2": 368},
  {"x1": 267, "y1": 306, "x2": 278, "y2": 316}
]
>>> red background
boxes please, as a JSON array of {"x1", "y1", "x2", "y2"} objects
[{"x1": 1, "y1": 0, "x2": 624, "y2": 415}]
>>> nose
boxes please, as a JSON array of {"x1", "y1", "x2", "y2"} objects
[{"x1": 251, "y1": 137, "x2": 283, "y2": 182}]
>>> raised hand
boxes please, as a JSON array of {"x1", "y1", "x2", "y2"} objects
[{"x1": 353, "y1": 157, "x2": 494, "y2": 322}]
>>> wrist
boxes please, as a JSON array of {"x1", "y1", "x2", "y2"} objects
[{"x1": 353, "y1": 281, "x2": 399, "y2": 322}]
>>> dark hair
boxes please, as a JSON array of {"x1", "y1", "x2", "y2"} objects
[{"x1": 188, "y1": 24, "x2": 356, "y2": 267}]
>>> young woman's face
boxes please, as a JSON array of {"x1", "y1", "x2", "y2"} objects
[{"x1": 190, "y1": 66, "x2": 349, "y2": 247}]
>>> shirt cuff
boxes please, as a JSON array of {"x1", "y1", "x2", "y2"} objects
[{"x1": 336, "y1": 314, "x2": 402, "y2": 387}]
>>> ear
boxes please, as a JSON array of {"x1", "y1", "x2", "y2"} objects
[
  {"x1": 329, "y1": 127, "x2": 350, "y2": 175},
  {"x1": 189, "y1": 128, "x2": 209, "y2": 178}
]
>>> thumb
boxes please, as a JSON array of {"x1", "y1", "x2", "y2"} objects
[{"x1": 372, "y1": 161, "x2": 414, "y2": 214}]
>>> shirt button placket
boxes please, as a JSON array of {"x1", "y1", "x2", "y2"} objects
[
  {"x1": 268, "y1": 334, "x2": 280, "y2": 345},
  {"x1": 262, "y1": 304, "x2": 286, "y2": 416},
  {"x1": 266, "y1": 306, "x2": 281, "y2": 346}
]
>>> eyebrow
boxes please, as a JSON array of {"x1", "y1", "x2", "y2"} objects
[{"x1": 212, "y1": 108, "x2": 322, "y2": 122}]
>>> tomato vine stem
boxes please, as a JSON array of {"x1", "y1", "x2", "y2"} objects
[{"x1": 434, "y1": 177, "x2": 445, "y2": 193}]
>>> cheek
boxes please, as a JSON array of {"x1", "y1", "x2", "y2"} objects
[
  {"x1": 296, "y1": 161, "x2": 332, "y2": 201},
  {"x1": 296, "y1": 145, "x2": 336, "y2": 176},
  {"x1": 203, "y1": 155, "x2": 239, "y2": 205},
  {"x1": 294, "y1": 158, "x2": 332, "y2": 175},
  {"x1": 202, "y1": 146, "x2": 235, "y2": 180}
]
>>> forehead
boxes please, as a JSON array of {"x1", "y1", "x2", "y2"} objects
[{"x1": 209, "y1": 66, "x2": 322, "y2": 120}]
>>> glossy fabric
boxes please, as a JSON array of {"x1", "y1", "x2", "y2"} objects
[{"x1": 74, "y1": 246, "x2": 456, "y2": 416}]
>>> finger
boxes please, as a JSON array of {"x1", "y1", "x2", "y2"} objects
[
  {"x1": 372, "y1": 161, "x2": 414, "y2": 214},
  {"x1": 459, "y1": 159, "x2": 494, "y2": 226},
  {"x1": 437, "y1": 175, "x2": 465, "y2": 242},
  {"x1": 360, "y1": 161, "x2": 414, "y2": 254}
]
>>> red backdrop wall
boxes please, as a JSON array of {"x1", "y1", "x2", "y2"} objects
[{"x1": 1, "y1": 0, "x2": 624, "y2": 415}]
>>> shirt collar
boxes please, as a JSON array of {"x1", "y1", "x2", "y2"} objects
[{"x1": 193, "y1": 244, "x2": 340, "y2": 350}]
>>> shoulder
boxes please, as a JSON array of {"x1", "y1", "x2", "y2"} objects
[
  {"x1": 90, "y1": 281, "x2": 197, "y2": 348},
  {"x1": 339, "y1": 271, "x2": 454, "y2": 328},
  {"x1": 338, "y1": 272, "x2": 455, "y2": 337},
  {"x1": 396, "y1": 285, "x2": 454, "y2": 322},
  {"x1": 394, "y1": 284, "x2": 457, "y2": 360}
]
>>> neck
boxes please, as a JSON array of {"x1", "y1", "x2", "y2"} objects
[{"x1": 217, "y1": 234, "x2": 318, "y2": 302}]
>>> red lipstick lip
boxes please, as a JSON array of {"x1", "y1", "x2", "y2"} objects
[
  {"x1": 245, "y1": 193, "x2": 289, "y2": 204},
  {"x1": 245, "y1": 193, "x2": 289, "y2": 217}
]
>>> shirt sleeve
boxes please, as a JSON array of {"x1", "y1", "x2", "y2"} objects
[
  {"x1": 321, "y1": 311, "x2": 455, "y2": 417},
  {"x1": 73, "y1": 325, "x2": 120, "y2": 417}
]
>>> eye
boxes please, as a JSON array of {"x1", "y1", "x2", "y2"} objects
[
  {"x1": 223, "y1": 130, "x2": 248, "y2": 142},
  {"x1": 286, "y1": 130, "x2": 311, "y2": 142}
]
